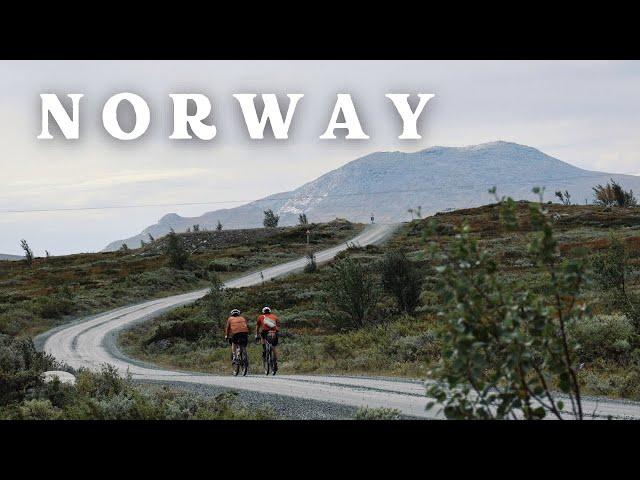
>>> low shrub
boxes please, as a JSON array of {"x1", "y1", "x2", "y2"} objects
[
  {"x1": 570, "y1": 314, "x2": 636, "y2": 363},
  {"x1": 353, "y1": 406, "x2": 401, "y2": 420},
  {"x1": 145, "y1": 319, "x2": 216, "y2": 345},
  {"x1": 32, "y1": 296, "x2": 74, "y2": 319},
  {"x1": 579, "y1": 361, "x2": 640, "y2": 400},
  {"x1": 385, "y1": 332, "x2": 440, "y2": 363},
  {"x1": 0, "y1": 338, "x2": 273, "y2": 420},
  {"x1": 0, "y1": 334, "x2": 60, "y2": 406}
]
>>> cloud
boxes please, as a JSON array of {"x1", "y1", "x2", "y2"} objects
[
  {"x1": 7, "y1": 167, "x2": 212, "y2": 190},
  {"x1": 1, "y1": 60, "x2": 640, "y2": 254}
]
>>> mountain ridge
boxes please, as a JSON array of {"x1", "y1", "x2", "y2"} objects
[
  {"x1": 0, "y1": 253, "x2": 23, "y2": 261},
  {"x1": 103, "y1": 141, "x2": 640, "y2": 251}
]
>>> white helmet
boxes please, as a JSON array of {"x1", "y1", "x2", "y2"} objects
[
  {"x1": 230, "y1": 309, "x2": 241, "y2": 316},
  {"x1": 262, "y1": 306, "x2": 271, "y2": 314}
]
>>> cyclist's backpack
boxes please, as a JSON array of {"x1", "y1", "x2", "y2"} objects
[{"x1": 263, "y1": 316, "x2": 276, "y2": 329}]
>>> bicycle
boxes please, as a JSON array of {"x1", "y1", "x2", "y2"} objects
[
  {"x1": 231, "y1": 340, "x2": 249, "y2": 377},
  {"x1": 260, "y1": 332, "x2": 278, "y2": 375}
]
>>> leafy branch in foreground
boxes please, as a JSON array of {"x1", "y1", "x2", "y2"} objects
[{"x1": 425, "y1": 188, "x2": 586, "y2": 419}]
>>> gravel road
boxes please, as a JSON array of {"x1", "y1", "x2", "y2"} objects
[{"x1": 37, "y1": 223, "x2": 640, "y2": 419}]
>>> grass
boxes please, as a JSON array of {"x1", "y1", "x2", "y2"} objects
[
  {"x1": 0, "y1": 220, "x2": 363, "y2": 338},
  {"x1": 119, "y1": 202, "x2": 640, "y2": 401}
]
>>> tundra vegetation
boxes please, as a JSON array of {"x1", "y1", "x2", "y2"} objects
[
  {"x1": 6, "y1": 192, "x2": 640, "y2": 418},
  {"x1": 425, "y1": 189, "x2": 587, "y2": 419},
  {"x1": 0, "y1": 221, "x2": 359, "y2": 419},
  {"x1": 0, "y1": 220, "x2": 361, "y2": 338},
  {"x1": 120, "y1": 196, "x2": 640, "y2": 414}
]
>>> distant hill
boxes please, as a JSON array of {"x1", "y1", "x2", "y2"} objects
[
  {"x1": 103, "y1": 141, "x2": 640, "y2": 251},
  {"x1": 0, "y1": 253, "x2": 23, "y2": 261}
]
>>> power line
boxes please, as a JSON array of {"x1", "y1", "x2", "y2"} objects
[{"x1": 0, "y1": 171, "x2": 618, "y2": 215}]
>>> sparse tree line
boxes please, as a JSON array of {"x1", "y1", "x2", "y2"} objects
[{"x1": 556, "y1": 178, "x2": 637, "y2": 208}]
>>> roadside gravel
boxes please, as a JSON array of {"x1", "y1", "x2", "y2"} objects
[{"x1": 135, "y1": 379, "x2": 360, "y2": 419}]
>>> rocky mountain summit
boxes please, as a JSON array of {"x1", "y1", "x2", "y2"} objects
[{"x1": 104, "y1": 141, "x2": 640, "y2": 251}]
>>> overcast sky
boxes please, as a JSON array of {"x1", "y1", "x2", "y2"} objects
[{"x1": 1, "y1": 60, "x2": 640, "y2": 255}]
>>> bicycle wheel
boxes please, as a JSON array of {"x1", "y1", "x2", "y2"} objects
[
  {"x1": 233, "y1": 351, "x2": 240, "y2": 376},
  {"x1": 241, "y1": 347, "x2": 249, "y2": 376},
  {"x1": 263, "y1": 346, "x2": 271, "y2": 375},
  {"x1": 233, "y1": 359, "x2": 240, "y2": 377}
]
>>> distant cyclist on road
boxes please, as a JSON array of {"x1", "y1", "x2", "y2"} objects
[
  {"x1": 225, "y1": 309, "x2": 249, "y2": 365},
  {"x1": 256, "y1": 307, "x2": 280, "y2": 372}
]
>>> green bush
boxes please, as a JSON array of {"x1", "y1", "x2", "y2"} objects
[
  {"x1": 0, "y1": 309, "x2": 36, "y2": 336},
  {"x1": 579, "y1": 362, "x2": 640, "y2": 400},
  {"x1": 325, "y1": 257, "x2": 381, "y2": 329},
  {"x1": 165, "y1": 231, "x2": 189, "y2": 269},
  {"x1": 263, "y1": 209, "x2": 280, "y2": 228},
  {"x1": 0, "y1": 341, "x2": 274, "y2": 420},
  {"x1": 14, "y1": 399, "x2": 63, "y2": 420},
  {"x1": 353, "y1": 406, "x2": 401, "y2": 420},
  {"x1": 426, "y1": 190, "x2": 588, "y2": 420},
  {"x1": 0, "y1": 334, "x2": 60, "y2": 406},
  {"x1": 207, "y1": 261, "x2": 230, "y2": 272},
  {"x1": 386, "y1": 332, "x2": 440, "y2": 363},
  {"x1": 145, "y1": 319, "x2": 216, "y2": 345},
  {"x1": 570, "y1": 314, "x2": 635, "y2": 363},
  {"x1": 32, "y1": 296, "x2": 73, "y2": 319},
  {"x1": 380, "y1": 250, "x2": 423, "y2": 314}
]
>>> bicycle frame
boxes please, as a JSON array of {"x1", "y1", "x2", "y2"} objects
[
  {"x1": 263, "y1": 332, "x2": 277, "y2": 375},
  {"x1": 232, "y1": 340, "x2": 249, "y2": 376}
]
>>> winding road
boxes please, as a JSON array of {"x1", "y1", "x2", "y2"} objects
[{"x1": 39, "y1": 223, "x2": 640, "y2": 419}]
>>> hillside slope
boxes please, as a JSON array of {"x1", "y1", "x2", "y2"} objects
[
  {"x1": 0, "y1": 254, "x2": 22, "y2": 261},
  {"x1": 120, "y1": 202, "x2": 640, "y2": 403},
  {"x1": 104, "y1": 141, "x2": 640, "y2": 250}
]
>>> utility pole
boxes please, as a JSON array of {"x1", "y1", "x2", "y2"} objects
[
  {"x1": 306, "y1": 229, "x2": 310, "y2": 246},
  {"x1": 370, "y1": 212, "x2": 375, "y2": 224}
]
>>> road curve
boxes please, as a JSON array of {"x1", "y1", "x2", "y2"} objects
[{"x1": 40, "y1": 223, "x2": 640, "y2": 419}]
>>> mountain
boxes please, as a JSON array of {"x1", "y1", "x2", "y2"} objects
[
  {"x1": 0, "y1": 253, "x2": 23, "y2": 261},
  {"x1": 103, "y1": 141, "x2": 640, "y2": 251}
]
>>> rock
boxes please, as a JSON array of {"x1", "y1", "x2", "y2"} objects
[{"x1": 43, "y1": 370, "x2": 76, "y2": 385}]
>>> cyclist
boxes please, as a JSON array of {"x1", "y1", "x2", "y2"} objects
[
  {"x1": 225, "y1": 309, "x2": 249, "y2": 364},
  {"x1": 256, "y1": 306, "x2": 280, "y2": 372}
]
